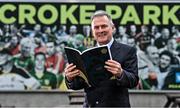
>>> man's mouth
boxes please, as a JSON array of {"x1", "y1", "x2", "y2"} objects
[
  {"x1": 161, "y1": 63, "x2": 167, "y2": 68},
  {"x1": 97, "y1": 32, "x2": 107, "y2": 37}
]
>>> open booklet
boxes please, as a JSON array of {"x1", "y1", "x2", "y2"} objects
[{"x1": 64, "y1": 45, "x2": 113, "y2": 87}]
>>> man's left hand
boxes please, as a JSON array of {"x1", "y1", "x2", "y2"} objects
[{"x1": 105, "y1": 60, "x2": 123, "y2": 77}]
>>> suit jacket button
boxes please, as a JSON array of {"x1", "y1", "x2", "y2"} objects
[{"x1": 96, "y1": 101, "x2": 99, "y2": 104}]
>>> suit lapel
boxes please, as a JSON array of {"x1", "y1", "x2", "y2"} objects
[{"x1": 110, "y1": 40, "x2": 121, "y2": 59}]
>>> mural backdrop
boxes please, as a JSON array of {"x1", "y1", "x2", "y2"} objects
[{"x1": 0, "y1": 2, "x2": 179, "y2": 90}]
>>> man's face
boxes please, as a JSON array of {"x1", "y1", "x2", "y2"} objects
[
  {"x1": 147, "y1": 47, "x2": 159, "y2": 65},
  {"x1": 11, "y1": 36, "x2": 18, "y2": 46},
  {"x1": 45, "y1": 27, "x2": 51, "y2": 34},
  {"x1": 69, "y1": 26, "x2": 77, "y2": 35},
  {"x1": 34, "y1": 37, "x2": 41, "y2": 45},
  {"x1": 167, "y1": 39, "x2": 177, "y2": 51},
  {"x1": 46, "y1": 42, "x2": 55, "y2": 56},
  {"x1": 62, "y1": 25, "x2": 66, "y2": 32},
  {"x1": 130, "y1": 25, "x2": 136, "y2": 33},
  {"x1": 118, "y1": 26, "x2": 125, "y2": 35},
  {"x1": 21, "y1": 44, "x2": 31, "y2": 57},
  {"x1": 35, "y1": 54, "x2": 45, "y2": 70},
  {"x1": 127, "y1": 38, "x2": 135, "y2": 47},
  {"x1": 91, "y1": 16, "x2": 114, "y2": 45},
  {"x1": 83, "y1": 26, "x2": 90, "y2": 37},
  {"x1": 160, "y1": 55, "x2": 171, "y2": 69},
  {"x1": 34, "y1": 24, "x2": 41, "y2": 32},
  {"x1": 171, "y1": 26, "x2": 176, "y2": 34},
  {"x1": 162, "y1": 29, "x2": 170, "y2": 39},
  {"x1": 151, "y1": 26, "x2": 157, "y2": 33},
  {"x1": 141, "y1": 26, "x2": 148, "y2": 34}
]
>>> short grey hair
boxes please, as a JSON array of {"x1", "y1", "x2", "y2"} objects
[{"x1": 91, "y1": 10, "x2": 114, "y2": 26}]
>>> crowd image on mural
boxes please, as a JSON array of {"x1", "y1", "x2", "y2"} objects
[
  {"x1": 0, "y1": 1, "x2": 179, "y2": 91},
  {"x1": 0, "y1": 23, "x2": 179, "y2": 91}
]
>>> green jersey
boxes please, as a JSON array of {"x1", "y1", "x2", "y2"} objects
[
  {"x1": 13, "y1": 56, "x2": 34, "y2": 71},
  {"x1": 30, "y1": 70, "x2": 57, "y2": 90}
]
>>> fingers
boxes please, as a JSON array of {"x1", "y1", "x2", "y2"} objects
[
  {"x1": 65, "y1": 63, "x2": 80, "y2": 81},
  {"x1": 105, "y1": 60, "x2": 121, "y2": 69},
  {"x1": 104, "y1": 65, "x2": 119, "y2": 73},
  {"x1": 65, "y1": 63, "x2": 76, "y2": 73},
  {"x1": 66, "y1": 69, "x2": 80, "y2": 81},
  {"x1": 105, "y1": 60, "x2": 123, "y2": 76}
]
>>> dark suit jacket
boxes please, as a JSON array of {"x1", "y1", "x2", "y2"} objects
[{"x1": 66, "y1": 40, "x2": 139, "y2": 107}]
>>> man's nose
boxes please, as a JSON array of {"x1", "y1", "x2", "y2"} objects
[{"x1": 97, "y1": 27, "x2": 104, "y2": 32}]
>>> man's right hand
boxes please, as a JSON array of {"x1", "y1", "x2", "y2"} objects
[
  {"x1": 148, "y1": 72, "x2": 157, "y2": 80},
  {"x1": 64, "y1": 63, "x2": 80, "y2": 82}
]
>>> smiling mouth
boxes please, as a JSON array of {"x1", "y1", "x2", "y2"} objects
[{"x1": 97, "y1": 32, "x2": 107, "y2": 37}]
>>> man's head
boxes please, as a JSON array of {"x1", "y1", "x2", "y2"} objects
[
  {"x1": 43, "y1": 26, "x2": 51, "y2": 34},
  {"x1": 34, "y1": 24, "x2": 41, "y2": 32},
  {"x1": 159, "y1": 51, "x2": 173, "y2": 69},
  {"x1": 146, "y1": 45, "x2": 159, "y2": 65},
  {"x1": 35, "y1": 52, "x2": 46, "y2": 71},
  {"x1": 141, "y1": 25, "x2": 148, "y2": 34},
  {"x1": 46, "y1": 41, "x2": 55, "y2": 56},
  {"x1": 161, "y1": 28, "x2": 170, "y2": 39},
  {"x1": 20, "y1": 38, "x2": 33, "y2": 57},
  {"x1": 118, "y1": 26, "x2": 126, "y2": 36},
  {"x1": 69, "y1": 25, "x2": 77, "y2": 36},
  {"x1": 127, "y1": 38, "x2": 136, "y2": 47},
  {"x1": 83, "y1": 25, "x2": 91, "y2": 37},
  {"x1": 59, "y1": 25, "x2": 66, "y2": 32},
  {"x1": 130, "y1": 25, "x2": 136, "y2": 33},
  {"x1": 91, "y1": 10, "x2": 115, "y2": 45},
  {"x1": 171, "y1": 26, "x2": 179, "y2": 34},
  {"x1": 151, "y1": 25, "x2": 158, "y2": 34},
  {"x1": 167, "y1": 38, "x2": 177, "y2": 51},
  {"x1": 74, "y1": 34, "x2": 85, "y2": 47},
  {"x1": 10, "y1": 36, "x2": 19, "y2": 46}
]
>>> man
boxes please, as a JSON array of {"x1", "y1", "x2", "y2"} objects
[
  {"x1": 136, "y1": 25, "x2": 153, "y2": 51},
  {"x1": 69, "y1": 25, "x2": 77, "y2": 37},
  {"x1": 45, "y1": 41, "x2": 65, "y2": 87},
  {"x1": 0, "y1": 49, "x2": 40, "y2": 90},
  {"x1": 65, "y1": 10, "x2": 139, "y2": 107},
  {"x1": 146, "y1": 45, "x2": 160, "y2": 72},
  {"x1": 83, "y1": 25, "x2": 95, "y2": 48},
  {"x1": 157, "y1": 50, "x2": 174, "y2": 89},
  {"x1": 13, "y1": 37, "x2": 34, "y2": 71},
  {"x1": 151, "y1": 25, "x2": 161, "y2": 39},
  {"x1": 129, "y1": 25, "x2": 137, "y2": 38},
  {"x1": 42, "y1": 26, "x2": 54, "y2": 43},
  {"x1": 172, "y1": 25, "x2": 180, "y2": 39},
  {"x1": 30, "y1": 52, "x2": 57, "y2": 90},
  {"x1": 154, "y1": 28, "x2": 170, "y2": 50},
  {"x1": 73, "y1": 34, "x2": 86, "y2": 52},
  {"x1": 34, "y1": 34, "x2": 46, "y2": 54},
  {"x1": 45, "y1": 41, "x2": 64, "y2": 75},
  {"x1": 115, "y1": 26, "x2": 130, "y2": 44},
  {"x1": 55, "y1": 25, "x2": 67, "y2": 37},
  {"x1": 139, "y1": 45, "x2": 160, "y2": 90},
  {"x1": 5, "y1": 36, "x2": 20, "y2": 55}
]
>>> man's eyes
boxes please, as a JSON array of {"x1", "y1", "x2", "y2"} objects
[
  {"x1": 94, "y1": 25, "x2": 108, "y2": 30},
  {"x1": 101, "y1": 25, "x2": 108, "y2": 29},
  {"x1": 94, "y1": 26, "x2": 99, "y2": 30}
]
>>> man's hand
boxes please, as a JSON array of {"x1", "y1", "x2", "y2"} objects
[
  {"x1": 105, "y1": 60, "x2": 123, "y2": 77},
  {"x1": 64, "y1": 63, "x2": 80, "y2": 82},
  {"x1": 148, "y1": 72, "x2": 157, "y2": 80}
]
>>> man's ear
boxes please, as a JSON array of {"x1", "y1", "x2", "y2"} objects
[
  {"x1": 112, "y1": 26, "x2": 116, "y2": 35},
  {"x1": 112, "y1": 26, "x2": 115, "y2": 30}
]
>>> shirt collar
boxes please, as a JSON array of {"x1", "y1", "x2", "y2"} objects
[{"x1": 97, "y1": 37, "x2": 114, "y2": 49}]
